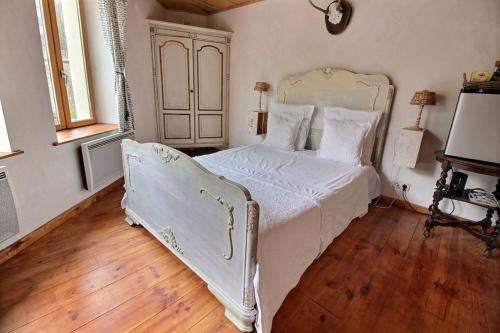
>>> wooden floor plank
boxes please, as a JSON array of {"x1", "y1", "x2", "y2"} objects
[
  {"x1": 0, "y1": 190, "x2": 128, "y2": 272},
  {"x1": 0, "y1": 243, "x2": 168, "y2": 332},
  {"x1": 186, "y1": 305, "x2": 240, "y2": 333},
  {"x1": 0, "y1": 189, "x2": 498, "y2": 333},
  {"x1": 0, "y1": 256, "x2": 100, "y2": 310},
  {"x1": 279, "y1": 299, "x2": 339, "y2": 333},
  {"x1": 130, "y1": 284, "x2": 220, "y2": 333},
  {"x1": 9, "y1": 255, "x2": 189, "y2": 333},
  {"x1": 74, "y1": 270, "x2": 203, "y2": 332}
]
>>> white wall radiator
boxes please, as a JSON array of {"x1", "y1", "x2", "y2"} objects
[
  {"x1": 0, "y1": 166, "x2": 19, "y2": 243},
  {"x1": 81, "y1": 131, "x2": 135, "y2": 191}
]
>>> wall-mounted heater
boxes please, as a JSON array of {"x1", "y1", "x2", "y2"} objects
[
  {"x1": 81, "y1": 131, "x2": 135, "y2": 191},
  {"x1": 0, "y1": 166, "x2": 19, "y2": 243}
]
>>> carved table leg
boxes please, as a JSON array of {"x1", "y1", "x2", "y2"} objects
[
  {"x1": 483, "y1": 178, "x2": 500, "y2": 257},
  {"x1": 484, "y1": 214, "x2": 499, "y2": 257},
  {"x1": 480, "y1": 208, "x2": 494, "y2": 235},
  {"x1": 493, "y1": 178, "x2": 500, "y2": 202},
  {"x1": 425, "y1": 160, "x2": 451, "y2": 238}
]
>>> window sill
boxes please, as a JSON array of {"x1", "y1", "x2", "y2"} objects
[
  {"x1": 53, "y1": 124, "x2": 118, "y2": 146},
  {"x1": 0, "y1": 150, "x2": 24, "y2": 161}
]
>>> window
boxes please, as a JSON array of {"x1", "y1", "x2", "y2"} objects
[{"x1": 36, "y1": 0, "x2": 95, "y2": 131}]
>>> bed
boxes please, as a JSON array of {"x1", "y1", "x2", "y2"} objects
[{"x1": 121, "y1": 68, "x2": 394, "y2": 333}]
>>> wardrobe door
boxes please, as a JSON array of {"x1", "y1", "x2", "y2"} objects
[
  {"x1": 193, "y1": 40, "x2": 227, "y2": 145},
  {"x1": 155, "y1": 35, "x2": 195, "y2": 145}
]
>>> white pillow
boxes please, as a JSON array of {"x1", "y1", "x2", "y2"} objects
[
  {"x1": 317, "y1": 118, "x2": 370, "y2": 166},
  {"x1": 324, "y1": 107, "x2": 382, "y2": 165},
  {"x1": 269, "y1": 103, "x2": 315, "y2": 150},
  {"x1": 264, "y1": 112, "x2": 303, "y2": 151}
]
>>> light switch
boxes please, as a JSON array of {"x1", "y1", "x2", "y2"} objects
[{"x1": 394, "y1": 129, "x2": 425, "y2": 168}]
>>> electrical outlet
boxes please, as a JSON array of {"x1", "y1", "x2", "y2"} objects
[
  {"x1": 393, "y1": 181, "x2": 411, "y2": 193},
  {"x1": 402, "y1": 183, "x2": 411, "y2": 193}
]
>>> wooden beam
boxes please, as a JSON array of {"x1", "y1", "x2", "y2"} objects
[
  {"x1": 155, "y1": 0, "x2": 263, "y2": 15},
  {"x1": 0, "y1": 178, "x2": 124, "y2": 266}
]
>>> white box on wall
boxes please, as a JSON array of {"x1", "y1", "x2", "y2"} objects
[{"x1": 394, "y1": 129, "x2": 425, "y2": 168}]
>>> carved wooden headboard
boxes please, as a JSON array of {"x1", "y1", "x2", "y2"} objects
[{"x1": 277, "y1": 67, "x2": 394, "y2": 170}]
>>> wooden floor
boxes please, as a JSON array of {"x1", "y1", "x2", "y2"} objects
[{"x1": 0, "y1": 188, "x2": 498, "y2": 333}]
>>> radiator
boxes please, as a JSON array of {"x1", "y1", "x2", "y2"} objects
[
  {"x1": 81, "y1": 131, "x2": 135, "y2": 191},
  {"x1": 0, "y1": 166, "x2": 19, "y2": 243}
]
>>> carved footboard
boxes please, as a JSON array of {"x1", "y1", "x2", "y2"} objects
[{"x1": 121, "y1": 140, "x2": 259, "y2": 331}]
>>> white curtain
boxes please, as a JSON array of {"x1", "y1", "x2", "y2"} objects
[{"x1": 98, "y1": 0, "x2": 134, "y2": 132}]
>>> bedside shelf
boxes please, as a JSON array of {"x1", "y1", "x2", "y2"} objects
[{"x1": 443, "y1": 191, "x2": 497, "y2": 210}]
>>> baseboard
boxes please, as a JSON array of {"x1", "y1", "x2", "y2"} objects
[
  {"x1": 0, "y1": 178, "x2": 124, "y2": 266},
  {"x1": 378, "y1": 195, "x2": 429, "y2": 215}
]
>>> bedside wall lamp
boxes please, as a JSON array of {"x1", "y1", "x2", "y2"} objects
[
  {"x1": 406, "y1": 90, "x2": 436, "y2": 131},
  {"x1": 249, "y1": 82, "x2": 269, "y2": 135},
  {"x1": 254, "y1": 82, "x2": 269, "y2": 111}
]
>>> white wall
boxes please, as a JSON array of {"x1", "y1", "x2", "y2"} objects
[
  {"x1": 207, "y1": 0, "x2": 500, "y2": 219},
  {"x1": 0, "y1": 0, "x2": 170, "y2": 251}
]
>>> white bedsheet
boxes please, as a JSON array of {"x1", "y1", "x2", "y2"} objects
[{"x1": 195, "y1": 144, "x2": 379, "y2": 333}]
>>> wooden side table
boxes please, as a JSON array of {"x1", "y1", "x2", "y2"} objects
[{"x1": 425, "y1": 150, "x2": 500, "y2": 256}]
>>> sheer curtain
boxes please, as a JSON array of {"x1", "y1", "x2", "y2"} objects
[{"x1": 98, "y1": 0, "x2": 134, "y2": 132}]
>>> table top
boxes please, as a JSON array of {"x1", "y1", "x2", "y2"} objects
[{"x1": 435, "y1": 150, "x2": 500, "y2": 178}]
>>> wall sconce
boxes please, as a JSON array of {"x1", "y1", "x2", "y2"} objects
[
  {"x1": 254, "y1": 82, "x2": 269, "y2": 111},
  {"x1": 406, "y1": 90, "x2": 436, "y2": 131},
  {"x1": 249, "y1": 82, "x2": 269, "y2": 135}
]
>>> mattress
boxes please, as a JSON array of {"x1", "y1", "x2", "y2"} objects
[{"x1": 195, "y1": 144, "x2": 379, "y2": 333}]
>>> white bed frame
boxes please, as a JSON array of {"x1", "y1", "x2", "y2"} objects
[{"x1": 121, "y1": 68, "x2": 394, "y2": 331}]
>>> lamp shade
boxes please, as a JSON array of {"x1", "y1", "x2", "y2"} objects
[
  {"x1": 410, "y1": 90, "x2": 436, "y2": 106},
  {"x1": 254, "y1": 82, "x2": 268, "y2": 92}
]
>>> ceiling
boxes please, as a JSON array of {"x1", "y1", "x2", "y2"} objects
[{"x1": 156, "y1": 0, "x2": 263, "y2": 15}]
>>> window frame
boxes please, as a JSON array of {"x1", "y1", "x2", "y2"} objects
[{"x1": 38, "y1": 0, "x2": 96, "y2": 131}]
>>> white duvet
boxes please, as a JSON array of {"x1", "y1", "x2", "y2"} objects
[{"x1": 195, "y1": 144, "x2": 379, "y2": 333}]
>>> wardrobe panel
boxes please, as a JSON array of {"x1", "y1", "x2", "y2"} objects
[
  {"x1": 157, "y1": 36, "x2": 193, "y2": 111},
  {"x1": 163, "y1": 114, "x2": 192, "y2": 140},
  {"x1": 195, "y1": 41, "x2": 227, "y2": 112},
  {"x1": 198, "y1": 114, "x2": 223, "y2": 139}
]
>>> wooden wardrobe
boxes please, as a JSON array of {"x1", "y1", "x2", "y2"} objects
[{"x1": 148, "y1": 20, "x2": 232, "y2": 148}]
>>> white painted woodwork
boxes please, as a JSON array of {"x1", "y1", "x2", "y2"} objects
[
  {"x1": 198, "y1": 114, "x2": 223, "y2": 139},
  {"x1": 163, "y1": 114, "x2": 192, "y2": 139},
  {"x1": 194, "y1": 40, "x2": 227, "y2": 144},
  {"x1": 149, "y1": 20, "x2": 231, "y2": 148},
  {"x1": 394, "y1": 129, "x2": 425, "y2": 168},
  {"x1": 154, "y1": 35, "x2": 195, "y2": 145},
  {"x1": 195, "y1": 42, "x2": 225, "y2": 111},
  {"x1": 277, "y1": 68, "x2": 394, "y2": 170},
  {"x1": 158, "y1": 37, "x2": 192, "y2": 111},
  {"x1": 121, "y1": 139, "x2": 257, "y2": 331}
]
